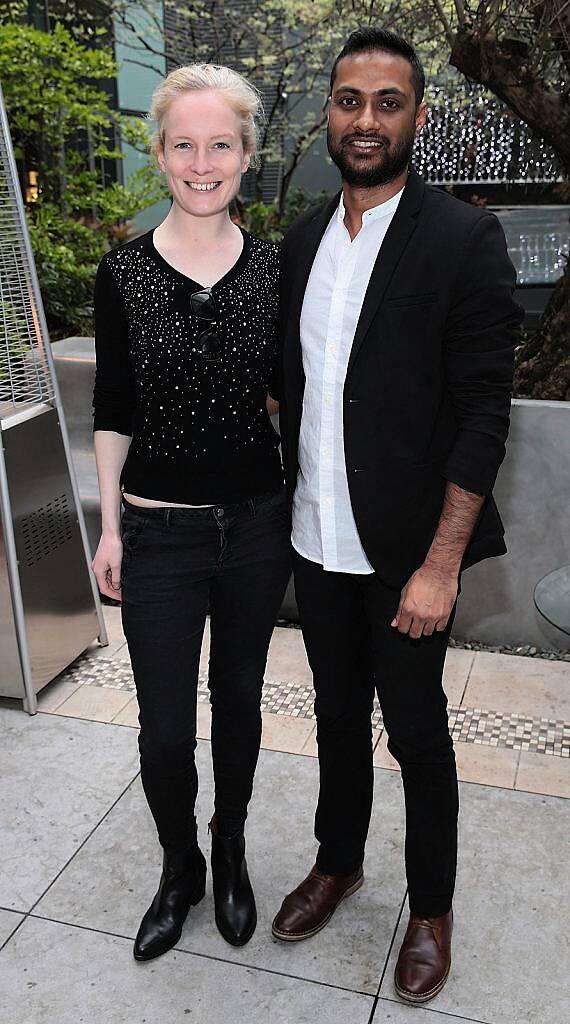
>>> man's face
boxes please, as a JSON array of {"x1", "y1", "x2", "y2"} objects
[{"x1": 327, "y1": 50, "x2": 427, "y2": 189}]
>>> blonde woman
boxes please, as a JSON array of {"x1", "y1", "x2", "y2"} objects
[{"x1": 91, "y1": 65, "x2": 291, "y2": 959}]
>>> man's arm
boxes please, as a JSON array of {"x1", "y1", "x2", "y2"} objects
[
  {"x1": 440, "y1": 213, "x2": 521, "y2": 496},
  {"x1": 425, "y1": 482, "x2": 485, "y2": 577},
  {"x1": 393, "y1": 213, "x2": 522, "y2": 639},
  {"x1": 392, "y1": 482, "x2": 484, "y2": 638}
]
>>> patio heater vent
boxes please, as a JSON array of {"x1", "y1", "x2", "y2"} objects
[
  {"x1": 0, "y1": 83, "x2": 107, "y2": 713},
  {"x1": 21, "y1": 494, "x2": 74, "y2": 567}
]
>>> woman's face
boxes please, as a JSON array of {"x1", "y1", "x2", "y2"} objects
[{"x1": 157, "y1": 89, "x2": 251, "y2": 218}]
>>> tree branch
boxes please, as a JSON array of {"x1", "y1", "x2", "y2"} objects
[
  {"x1": 278, "y1": 107, "x2": 329, "y2": 212},
  {"x1": 450, "y1": 25, "x2": 570, "y2": 172},
  {"x1": 528, "y1": 0, "x2": 570, "y2": 78},
  {"x1": 453, "y1": 0, "x2": 467, "y2": 26},
  {"x1": 430, "y1": 0, "x2": 456, "y2": 47}
]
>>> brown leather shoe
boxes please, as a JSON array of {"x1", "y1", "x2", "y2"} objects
[
  {"x1": 271, "y1": 864, "x2": 364, "y2": 941},
  {"x1": 394, "y1": 910, "x2": 453, "y2": 1003}
]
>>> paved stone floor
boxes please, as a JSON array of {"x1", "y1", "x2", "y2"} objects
[{"x1": 1, "y1": 605, "x2": 568, "y2": 1023}]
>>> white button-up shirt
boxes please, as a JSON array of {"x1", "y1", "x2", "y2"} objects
[{"x1": 291, "y1": 187, "x2": 404, "y2": 573}]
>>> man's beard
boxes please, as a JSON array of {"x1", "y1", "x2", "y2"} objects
[{"x1": 327, "y1": 123, "x2": 416, "y2": 188}]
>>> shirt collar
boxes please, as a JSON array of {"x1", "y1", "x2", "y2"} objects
[{"x1": 337, "y1": 184, "x2": 405, "y2": 227}]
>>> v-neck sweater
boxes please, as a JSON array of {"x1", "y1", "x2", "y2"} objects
[{"x1": 92, "y1": 227, "x2": 283, "y2": 504}]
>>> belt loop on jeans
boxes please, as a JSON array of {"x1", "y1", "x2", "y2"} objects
[
  {"x1": 165, "y1": 508, "x2": 171, "y2": 528},
  {"x1": 248, "y1": 498, "x2": 255, "y2": 518}
]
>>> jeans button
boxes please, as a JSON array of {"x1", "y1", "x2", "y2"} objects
[{"x1": 216, "y1": 507, "x2": 224, "y2": 517}]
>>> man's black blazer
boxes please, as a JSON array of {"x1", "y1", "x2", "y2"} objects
[{"x1": 277, "y1": 168, "x2": 523, "y2": 590}]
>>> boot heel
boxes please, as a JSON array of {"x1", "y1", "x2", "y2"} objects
[
  {"x1": 209, "y1": 817, "x2": 256, "y2": 946},
  {"x1": 191, "y1": 849, "x2": 207, "y2": 905},
  {"x1": 133, "y1": 844, "x2": 207, "y2": 962}
]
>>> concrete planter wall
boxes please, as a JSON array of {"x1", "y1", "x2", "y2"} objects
[
  {"x1": 453, "y1": 399, "x2": 569, "y2": 649},
  {"x1": 53, "y1": 339, "x2": 568, "y2": 648}
]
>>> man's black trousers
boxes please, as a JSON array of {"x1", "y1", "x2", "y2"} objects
[{"x1": 293, "y1": 550, "x2": 460, "y2": 918}]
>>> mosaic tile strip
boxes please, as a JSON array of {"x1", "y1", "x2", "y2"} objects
[
  {"x1": 59, "y1": 654, "x2": 570, "y2": 758},
  {"x1": 62, "y1": 655, "x2": 135, "y2": 692},
  {"x1": 447, "y1": 706, "x2": 569, "y2": 757}
]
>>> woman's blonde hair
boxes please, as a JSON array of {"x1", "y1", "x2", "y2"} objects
[{"x1": 149, "y1": 63, "x2": 263, "y2": 165}]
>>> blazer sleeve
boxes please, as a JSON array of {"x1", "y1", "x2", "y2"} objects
[
  {"x1": 92, "y1": 257, "x2": 136, "y2": 436},
  {"x1": 441, "y1": 213, "x2": 523, "y2": 496}
]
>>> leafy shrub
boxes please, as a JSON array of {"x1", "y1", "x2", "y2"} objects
[
  {"x1": 0, "y1": 17, "x2": 165, "y2": 339},
  {"x1": 237, "y1": 186, "x2": 333, "y2": 242},
  {"x1": 27, "y1": 204, "x2": 107, "y2": 337}
]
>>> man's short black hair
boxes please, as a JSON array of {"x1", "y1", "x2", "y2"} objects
[{"x1": 329, "y1": 27, "x2": 425, "y2": 106}]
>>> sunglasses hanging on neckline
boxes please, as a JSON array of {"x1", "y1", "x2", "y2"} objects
[{"x1": 190, "y1": 287, "x2": 221, "y2": 363}]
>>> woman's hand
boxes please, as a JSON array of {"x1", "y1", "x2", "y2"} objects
[
  {"x1": 92, "y1": 431, "x2": 131, "y2": 599},
  {"x1": 92, "y1": 531, "x2": 123, "y2": 601}
]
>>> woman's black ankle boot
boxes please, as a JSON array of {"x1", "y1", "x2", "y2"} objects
[
  {"x1": 133, "y1": 844, "x2": 207, "y2": 961},
  {"x1": 209, "y1": 816, "x2": 257, "y2": 946}
]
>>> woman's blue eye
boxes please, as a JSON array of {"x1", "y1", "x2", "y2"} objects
[{"x1": 174, "y1": 141, "x2": 230, "y2": 149}]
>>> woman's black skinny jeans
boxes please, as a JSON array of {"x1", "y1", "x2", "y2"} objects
[{"x1": 120, "y1": 488, "x2": 291, "y2": 850}]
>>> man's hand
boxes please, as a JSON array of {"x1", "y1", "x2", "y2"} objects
[
  {"x1": 390, "y1": 479, "x2": 483, "y2": 637},
  {"x1": 266, "y1": 394, "x2": 279, "y2": 417},
  {"x1": 391, "y1": 564, "x2": 459, "y2": 639}
]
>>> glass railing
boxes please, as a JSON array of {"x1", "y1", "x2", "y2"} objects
[{"x1": 494, "y1": 207, "x2": 569, "y2": 285}]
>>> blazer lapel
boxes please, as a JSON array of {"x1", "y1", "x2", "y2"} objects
[
  {"x1": 283, "y1": 192, "x2": 341, "y2": 385},
  {"x1": 345, "y1": 168, "x2": 425, "y2": 380}
]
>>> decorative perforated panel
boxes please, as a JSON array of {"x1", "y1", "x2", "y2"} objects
[{"x1": 20, "y1": 493, "x2": 74, "y2": 567}]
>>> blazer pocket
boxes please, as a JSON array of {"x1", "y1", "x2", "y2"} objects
[
  {"x1": 412, "y1": 454, "x2": 448, "y2": 469},
  {"x1": 387, "y1": 292, "x2": 437, "y2": 308}
]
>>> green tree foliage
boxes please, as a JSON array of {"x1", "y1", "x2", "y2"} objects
[
  {"x1": 0, "y1": 17, "x2": 166, "y2": 336},
  {"x1": 235, "y1": 186, "x2": 334, "y2": 241}
]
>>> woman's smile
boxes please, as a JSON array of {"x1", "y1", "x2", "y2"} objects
[{"x1": 185, "y1": 180, "x2": 222, "y2": 191}]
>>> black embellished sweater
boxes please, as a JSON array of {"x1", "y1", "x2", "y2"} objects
[{"x1": 92, "y1": 228, "x2": 283, "y2": 504}]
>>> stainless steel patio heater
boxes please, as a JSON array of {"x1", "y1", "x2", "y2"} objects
[{"x1": 0, "y1": 83, "x2": 107, "y2": 714}]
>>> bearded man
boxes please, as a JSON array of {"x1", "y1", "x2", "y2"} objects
[{"x1": 271, "y1": 27, "x2": 522, "y2": 1004}]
